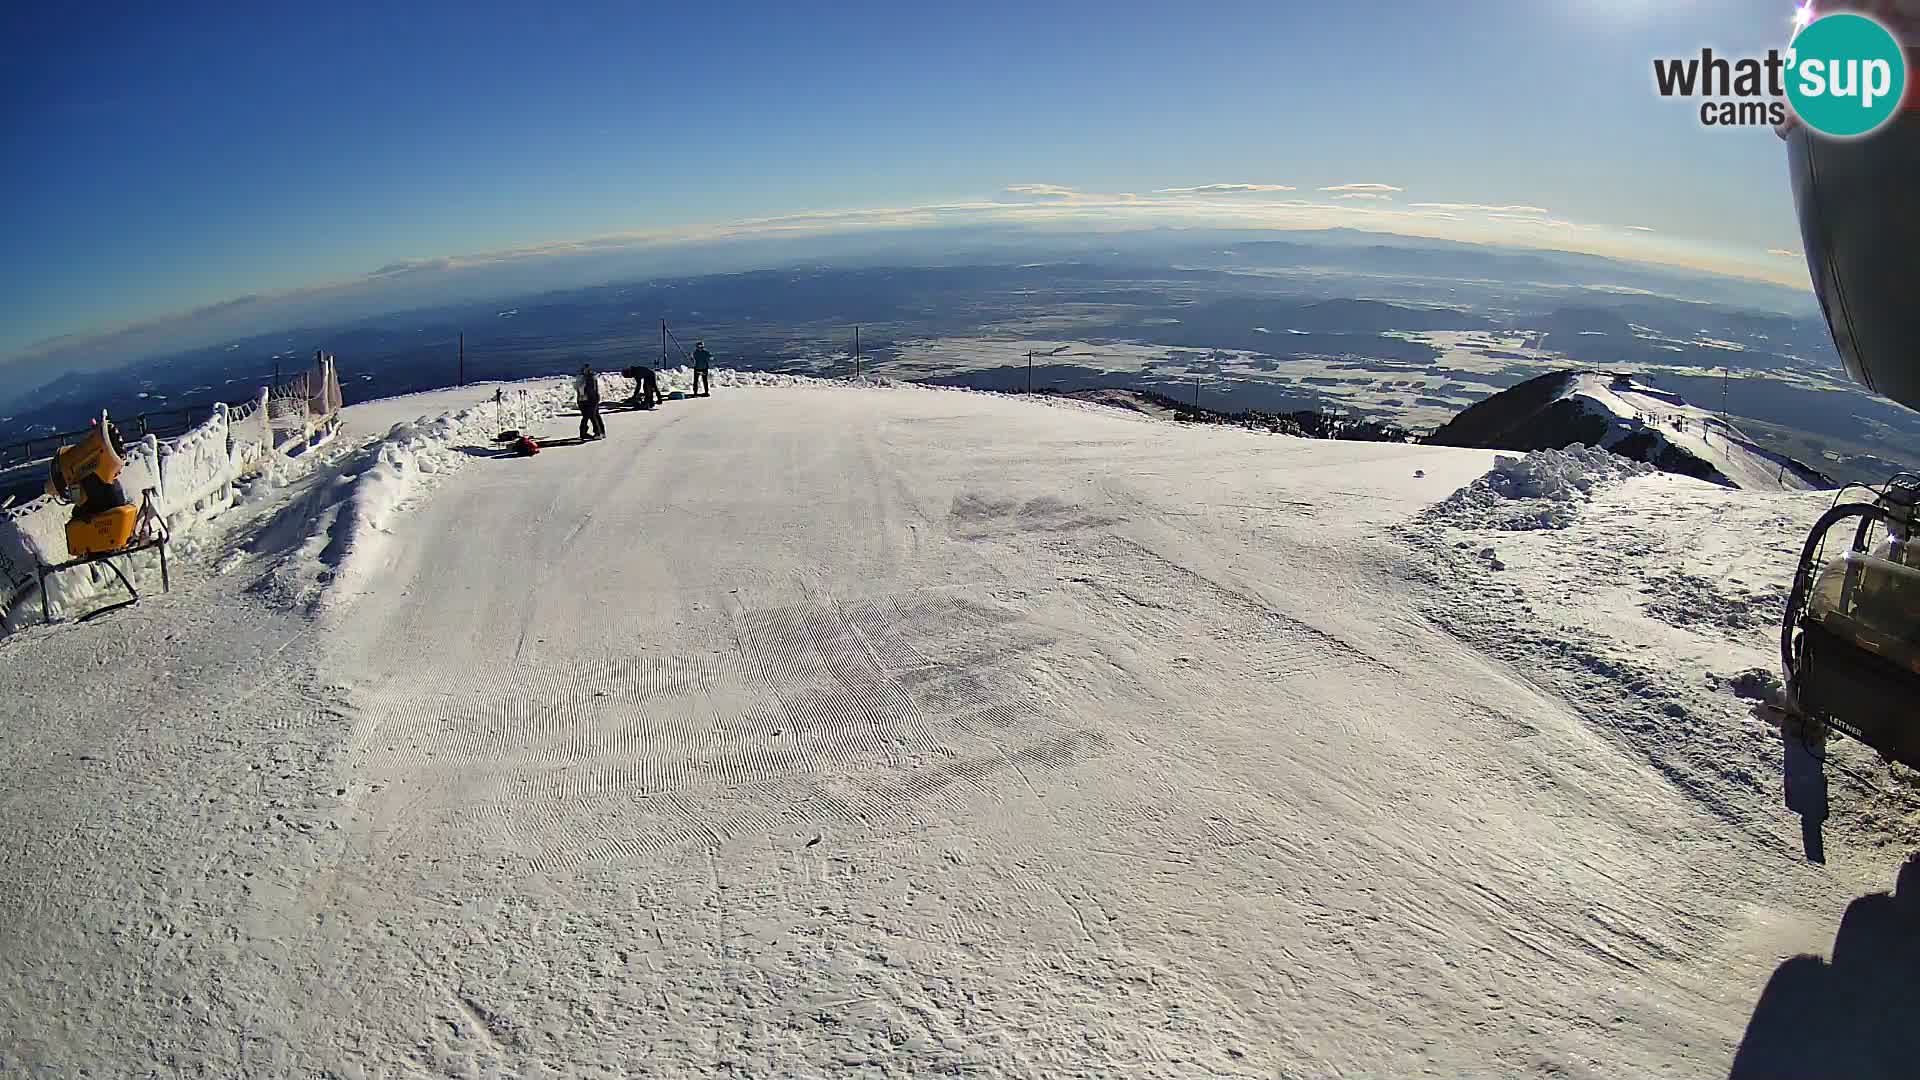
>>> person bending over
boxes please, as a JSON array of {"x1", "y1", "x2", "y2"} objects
[{"x1": 623, "y1": 365, "x2": 662, "y2": 409}]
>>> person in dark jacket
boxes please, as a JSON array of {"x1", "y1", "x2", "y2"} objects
[
  {"x1": 576, "y1": 364, "x2": 606, "y2": 440},
  {"x1": 691, "y1": 341, "x2": 713, "y2": 397},
  {"x1": 622, "y1": 365, "x2": 662, "y2": 409}
]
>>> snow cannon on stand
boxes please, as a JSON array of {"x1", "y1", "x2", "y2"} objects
[
  {"x1": 32, "y1": 412, "x2": 171, "y2": 624},
  {"x1": 46, "y1": 415, "x2": 137, "y2": 556},
  {"x1": 1774, "y1": 4, "x2": 1920, "y2": 850}
]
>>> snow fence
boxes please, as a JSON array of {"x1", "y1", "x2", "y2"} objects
[
  {"x1": 227, "y1": 388, "x2": 274, "y2": 473},
  {"x1": 268, "y1": 354, "x2": 344, "y2": 454}
]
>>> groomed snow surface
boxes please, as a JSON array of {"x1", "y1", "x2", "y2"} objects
[{"x1": 3, "y1": 369, "x2": 1918, "y2": 1077}]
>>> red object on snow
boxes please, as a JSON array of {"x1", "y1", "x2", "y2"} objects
[{"x1": 515, "y1": 436, "x2": 541, "y2": 456}]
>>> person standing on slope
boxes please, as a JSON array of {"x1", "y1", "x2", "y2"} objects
[
  {"x1": 576, "y1": 363, "x2": 607, "y2": 440},
  {"x1": 691, "y1": 341, "x2": 713, "y2": 397}
]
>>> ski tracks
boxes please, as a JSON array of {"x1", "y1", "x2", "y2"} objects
[{"x1": 345, "y1": 584, "x2": 1099, "y2": 877}]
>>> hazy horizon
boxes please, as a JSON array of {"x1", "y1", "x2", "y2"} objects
[
  {"x1": 0, "y1": 220, "x2": 1820, "y2": 404},
  {"x1": 6, "y1": 0, "x2": 1821, "y2": 374}
]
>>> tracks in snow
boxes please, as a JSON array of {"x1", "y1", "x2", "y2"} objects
[{"x1": 350, "y1": 587, "x2": 1103, "y2": 874}]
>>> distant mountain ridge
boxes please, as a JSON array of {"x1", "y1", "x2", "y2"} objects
[{"x1": 1426, "y1": 370, "x2": 1834, "y2": 491}]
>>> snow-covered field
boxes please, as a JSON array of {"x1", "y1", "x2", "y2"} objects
[{"x1": 2, "y1": 371, "x2": 1915, "y2": 1077}]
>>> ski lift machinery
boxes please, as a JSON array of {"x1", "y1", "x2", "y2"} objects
[{"x1": 1775, "y1": 2, "x2": 1920, "y2": 835}]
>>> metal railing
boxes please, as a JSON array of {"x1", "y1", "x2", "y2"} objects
[
  {"x1": 0, "y1": 364, "x2": 328, "y2": 473},
  {"x1": 0, "y1": 405, "x2": 220, "y2": 471}
]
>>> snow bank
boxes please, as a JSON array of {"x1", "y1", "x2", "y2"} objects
[
  {"x1": 1424, "y1": 444, "x2": 1653, "y2": 531},
  {"x1": 348, "y1": 413, "x2": 469, "y2": 532},
  {"x1": 250, "y1": 408, "x2": 493, "y2": 613}
]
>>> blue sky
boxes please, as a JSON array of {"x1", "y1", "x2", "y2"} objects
[{"x1": 3, "y1": 0, "x2": 1814, "y2": 364}]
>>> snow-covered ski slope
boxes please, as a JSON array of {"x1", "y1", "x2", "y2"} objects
[
  {"x1": 1562, "y1": 373, "x2": 1825, "y2": 492},
  {"x1": 3, "y1": 371, "x2": 1916, "y2": 1078}
]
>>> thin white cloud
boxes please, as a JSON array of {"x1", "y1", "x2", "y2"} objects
[
  {"x1": 1003, "y1": 183, "x2": 1081, "y2": 200},
  {"x1": 1320, "y1": 183, "x2": 1403, "y2": 193},
  {"x1": 1625, "y1": 225, "x2": 1656, "y2": 233},
  {"x1": 1152, "y1": 183, "x2": 1297, "y2": 196},
  {"x1": 1332, "y1": 192, "x2": 1393, "y2": 201},
  {"x1": 1486, "y1": 212, "x2": 1584, "y2": 228},
  {"x1": 999, "y1": 184, "x2": 1150, "y2": 205},
  {"x1": 1409, "y1": 202, "x2": 1550, "y2": 215},
  {"x1": 1767, "y1": 246, "x2": 1804, "y2": 257}
]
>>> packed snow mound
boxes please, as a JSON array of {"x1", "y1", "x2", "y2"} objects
[
  {"x1": 247, "y1": 409, "x2": 494, "y2": 612},
  {"x1": 1476, "y1": 444, "x2": 1656, "y2": 501},
  {"x1": 347, "y1": 415, "x2": 467, "y2": 529},
  {"x1": 1424, "y1": 444, "x2": 1654, "y2": 530}
]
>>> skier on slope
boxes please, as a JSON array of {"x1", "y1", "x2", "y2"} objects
[
  {"x1": 691, "y1": 341, "x2": 713, "y2": 398},
  {"x1": 576, "y1": 363, "x2": 606, "y2": 441}
]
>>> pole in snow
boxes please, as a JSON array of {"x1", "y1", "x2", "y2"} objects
[
  {"x1": 1027, "y1": 351, "x2": 1033, "y2": 394},
  {"x1": 855, "y1": 325, "x2": 862, "y2": 380},
  {"x1": 458, "y1": 333, "x2": 466, "y2": 386},
  {"x1": 660, "y1": 319, "x2": 667, "y2": 368}
]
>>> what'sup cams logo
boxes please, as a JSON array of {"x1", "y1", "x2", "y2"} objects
[{"x1": 1654, "y1": 3, "x2": 1911, "y2": 137}]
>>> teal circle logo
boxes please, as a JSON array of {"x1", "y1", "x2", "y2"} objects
[{"x1": 1787, "y1": 13, "x2": 1908, "y2": 138}]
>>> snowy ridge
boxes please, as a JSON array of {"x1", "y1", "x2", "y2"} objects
[
  {"x1": 1428, "y1": 370, "x2": 1833, "y2": 493},
  {"x1": 1559, "y1": 373, "x2": 1829, "y2": 492}
]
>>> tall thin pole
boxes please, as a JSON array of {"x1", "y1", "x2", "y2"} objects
[
  {"x1": 458, "y1": 333, "x2": 465, "y2": 386},
  {"x1": 1195, "y1": 376, "x2": 1201, "y2": 409},
  {"x1": 1027, "y1": 351, "x2": 1033, "y2": 394},
  {"x1": 854, "y1": 325, "x2": 862, "y2": 380},
  {"x1": 661, "y1": 319, "x2": 667, "y2": 368}
]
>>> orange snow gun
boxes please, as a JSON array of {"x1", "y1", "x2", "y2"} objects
[{"x1": 46, "y1": 417, "x2": 138, "y2": 556}]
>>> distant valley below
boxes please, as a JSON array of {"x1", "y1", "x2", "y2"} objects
[{"x1": 7, "y1": 231, "x2": 1916, "y2": 485}]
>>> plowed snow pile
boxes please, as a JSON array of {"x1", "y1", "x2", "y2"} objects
[
  {"x1": 1425, "y1": 444, "x2": 1654, "y2": 530},
  {"x1": 2, "y1": 378, "x2": 1914, "y2": 1078}
]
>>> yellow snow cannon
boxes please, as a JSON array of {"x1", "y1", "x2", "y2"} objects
[{"x1": 45, "y1": 417, "x2": 138, "y2": 557}]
